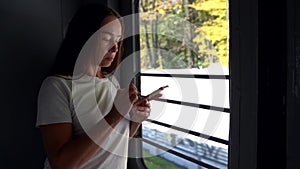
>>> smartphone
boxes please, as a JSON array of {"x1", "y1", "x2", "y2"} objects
[{"x1": 144, "y1": 85, "x2": 169, "y2": 100}]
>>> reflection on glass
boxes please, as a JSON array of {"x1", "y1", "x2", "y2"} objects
[{"x1": 142, "y1": 131, "x2": 228, "y2": 169}]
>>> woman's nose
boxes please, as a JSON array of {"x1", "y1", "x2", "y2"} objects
[{"x1": 109, "y1": 42, "x2": 118, "y2": 53}]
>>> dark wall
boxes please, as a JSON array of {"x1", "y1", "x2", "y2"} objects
[
  {"x1": 257, "y1": 0, "x2": 287, "y2": 168},
  {"x1": 0, "y1": 1, "x2": 62, "y2": 168},
  {"x1": 287, "y1": 0, "x2": 300, "y2": 168},
  {"x1": 229, "y1": 0, "x2": 299, "y2": 168},
  {"x1": 0, "y1": 0, "x2": 108, "y2": 168}
]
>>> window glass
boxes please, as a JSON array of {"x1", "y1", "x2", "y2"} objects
[
  {"x1": 139, "y1": 0, "x2": 229, "y2": 71},
  {"x1": 141, "y1": 76, "x2": 229, "y2": 108},
  {"x1": 139, "y1": 0, "x2": 229, "y2": 168}
]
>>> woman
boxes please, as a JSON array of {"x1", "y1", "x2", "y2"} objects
[{"x1": 36, "y1": 4, "x2": 159, "y2": 169}]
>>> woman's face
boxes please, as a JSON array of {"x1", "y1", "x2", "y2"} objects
[{"x1": 98, "y1": 15, "x2": 122, "y2": 67}]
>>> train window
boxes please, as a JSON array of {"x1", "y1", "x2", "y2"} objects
[{"x1": 138, "y1": 0, "x2": 229, "y2": 168}]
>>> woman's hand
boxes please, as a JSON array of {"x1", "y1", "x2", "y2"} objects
[
  {"x1": 129, "y1": 83, "x2": 140, "y2": 103},
  {"x1": 114, "y1": 83, "x2": 140, "y2": 117},
  {"x1": 131, "y1": 98, "x2": 151, "y2": 123}
]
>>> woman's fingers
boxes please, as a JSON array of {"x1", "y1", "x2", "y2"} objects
[
  {"x1": 129, "y1": 92, "x2": 139, "y2": 103},
  {"x1": 135, "y1": 105, "x2": 150, "y2": 112},
  {"x1": 134, "y1": 97, "x2": 150, "y2": 107},
  {"x1": 134, "y1": 99, "x2": 151, "y2": 114},
  {"x1": 136, "y1": 111, "x2": 150, "y2": 117},
  {"x1": 131, "y1": 99, "x2": 151, "y2": 123},
  {"x1": 129, "y1": 83, "x2": 139, "y2": 103},
  {"x1": 148, "y1": 93, "x2": 163, "y2": 100},
  {"x1": 130, "y1": 111, "x2": 150, "y2": 123}
]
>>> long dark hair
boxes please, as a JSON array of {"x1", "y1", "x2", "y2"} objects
[{"x1": 49, "y1": 4, "x2": 124, "y2": 76}]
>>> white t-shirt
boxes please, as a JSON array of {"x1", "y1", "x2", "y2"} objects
[{"x1": 36, "y1": 74, "x2": 129, "y2": 169}]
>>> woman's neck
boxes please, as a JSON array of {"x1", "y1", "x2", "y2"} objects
[
  {"x1": 96, "y1": 71, "x2": 105, "y2": 78},
  {"x1": 96, "y1": 67, "x2": 105, "y2": 78},
  {"x1": 84, "y1": 65, "x2": 104, "y2": 78}
]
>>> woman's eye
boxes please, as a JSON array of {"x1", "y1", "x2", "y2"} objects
[
  {"x1": 101, "y1": 34, "x2": 121, "y2": 43},
  {"x1": 102, "y1": 36, "x2": 111, "y2": 41}
]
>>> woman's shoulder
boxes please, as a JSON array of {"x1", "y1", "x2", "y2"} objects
[
  {"x1": 43, "y1": 75, "x2": 71, "y2": 85},
  {"x1": 40, "y1": 75, "x2": 72, "y2": 93}
]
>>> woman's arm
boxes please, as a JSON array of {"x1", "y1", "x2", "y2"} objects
[
  {"x1": 129, "y1": 99, "x2": 151, "y2": 138},
  {"x1": 40, "y1": 105, "x2": 124, "y2": 169},
  {"x1": 129, "y1": 121, "x2": 142, "y2": 138}
]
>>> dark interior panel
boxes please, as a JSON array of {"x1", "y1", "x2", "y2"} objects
[{"x1": 0, "y1": 0, "x2": 85, "y2": 168}]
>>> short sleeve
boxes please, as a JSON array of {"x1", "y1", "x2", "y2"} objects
[{"x1": 36, "y1": 77, "x2": 72, "y2": 127}]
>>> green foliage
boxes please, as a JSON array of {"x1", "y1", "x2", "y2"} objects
[
  {"x1": 139, "y1": 0, "x2": 229, "y2": 70},
  {"x1": 143, "y1": 149, "x2": 187, "y2": 169}
]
